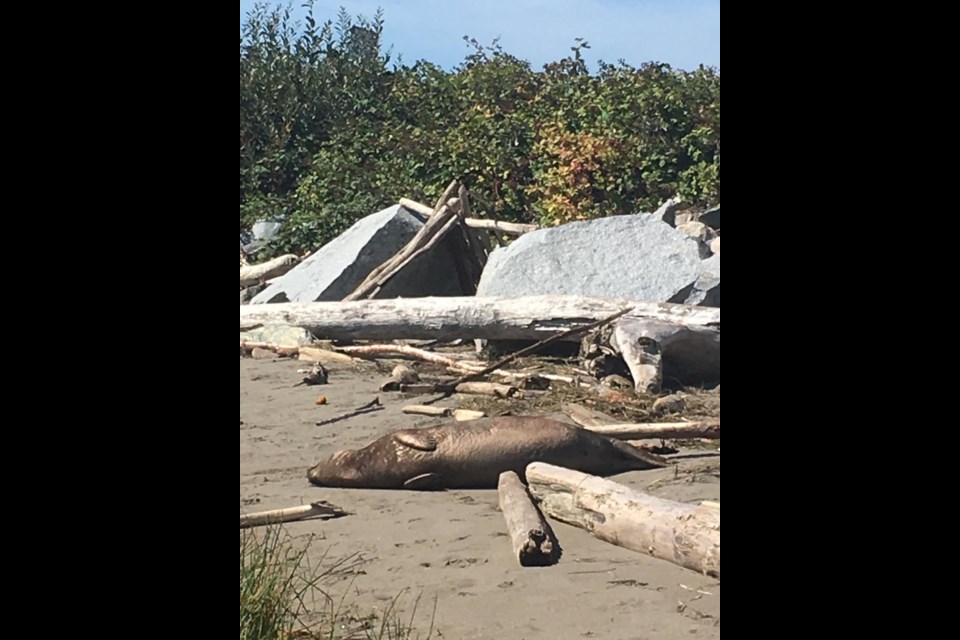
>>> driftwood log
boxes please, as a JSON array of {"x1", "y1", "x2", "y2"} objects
[
  {"x1": 297, "y1": 347, "x2": 359, "y2": 364},
  {"x1": 585, "y1": 421, "x2": 720, "y2": 440},
  {"x1": 563, "y1": 404, "x2": 719, "y2": 439},
  {"x1": 240, "y1": 254, "x2": 300, "y2": 288},
  {"x1": 240, "y1": 295, "x2": 719, "y2": 341},
  {"x1": 498, "y1": 471, "x2": 558, "y2": 566},
  {"x1": 334, "y1": 344, "x2": 468, "y2": 365},
  {"x1": 240, "y1": 341, "x2": 300, "y2": 356},
  {"x1": 239, "y1": 501, "x2": 345, "y2": 529},
  {"x1": 399, "y1": 198, "x2": 539, "y2": 236},
  {"x1": 609, "y1": 319, "x2": 721, "y2": 393},
  {"x1": 526, "y1": 462, "x2": 720, "y2": 577},
  {"x1": 393, "y1": 381, "x2": 521, "y2": 398}
]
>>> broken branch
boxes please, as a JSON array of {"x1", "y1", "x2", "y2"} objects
[
  {"x1": 239, "y1": 501, "x2": 346, "y2": 529},
  {"x1": 498, "y1": 471, "x2": 558, "y2": 567}
]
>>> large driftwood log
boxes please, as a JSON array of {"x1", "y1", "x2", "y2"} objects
[
  {"x1": 526, "y1": 462, "x2": 720, "y2": 577},
  {"x1": 333, "y1": 344, "x2": 468, "y2": 365},
  {"x1": 240, "y1": 295, "x2": 720, "y2": 341},
  {"x1": 239, "y1": 501, "x2": 345, "y2": 529},
  {"x1": 498, "y1": 471, "x2": 559, "y2": 566},
  {"x1": 240, "y1": 254, "x2": 300, "y2": 288},
  {"x1": 584, "y1": 420, "x2": 720, "y2": 440},
  {"x1": 610, "y1": 319, "x2": 721, "y2": 393}
]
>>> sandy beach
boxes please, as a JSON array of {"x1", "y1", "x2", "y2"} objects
[{"x1": 240, "y1": 355, "x2": 720, "y2": 639}]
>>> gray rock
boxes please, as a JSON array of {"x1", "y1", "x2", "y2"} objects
[
  {"x1": 652, "y1": 393, "x2": 686, "y2": 415},
  {"x1": 240, "y1": 285, "x2": 262, "y2": 305},
  {"x1": 251, "y1": 205, "x2": 465, "y2": 304},
  {"x1": 698, "y1": 206, "x2": 720, "y2": 229},
  {"x1": 476, "y1": 213, "x2": 703, "y2": 304},
  {"x1": 676, "y1": 221, "x2": 718, "y2": 259},
  {"x1": 684, "y1": 254, "x2": 720, "y2": 307},
  {"x1": 652, "y1": 196, "x2": 681, "y2": 227},
  {"x1": 252, "y1": 220, "x2": 282, "y2": 242},
  {"x1": 710, "y1": 236, "x2": 720, "y2": 255}
]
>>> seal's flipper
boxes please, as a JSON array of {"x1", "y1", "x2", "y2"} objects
[
  {"x1": 610, "y1": 438, "x2": 669, "y2": 469},
  {"x1": 394, "y1": 431, "x2": 438, "y2": 452},
  {"x1": 403, "y1": 472, "x2": 443, "y2": 490}
]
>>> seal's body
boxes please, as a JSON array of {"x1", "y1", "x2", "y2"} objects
[{"x1": 307, "y1": 416, "x2": 666, "y2": 490}]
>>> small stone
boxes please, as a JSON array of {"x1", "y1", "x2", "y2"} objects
[
  {"x1": 653, "y1": 394, "x2": 686, "y2": 414},
  {"x1": 391, "y1": 364, "x2": 420, "y2": 384}
]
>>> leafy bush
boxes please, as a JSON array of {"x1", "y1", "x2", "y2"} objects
[{"x1": 241, "y1": 3, "x2": 719, "y2": 256}]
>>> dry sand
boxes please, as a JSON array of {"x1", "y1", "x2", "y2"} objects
[{"x1": 240, "y1": 356, "x2": 720, "y2": 639}]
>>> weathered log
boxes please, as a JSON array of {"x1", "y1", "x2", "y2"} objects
[
  {"x1": 400, "y1": 405, "x2": 485, "y2": 421},
  {"x1": 240, "y1": 254, "x2": 300, "y2": 288},
  {"x1": 394, "y1": 381, "x2": 522, "y2": 398},
  {"x1": 585, "y1": 421, "x2": 720, "y2": 440},
  {"x1": 453, "y1": 381, "x2": 521, "y2": 398},
  {"x1": 239, "y1": 501, "x2": 345, "y2": 529},
  {"x1": 498, "y1": 471, "x2": 558, "y2": 567},
  {"x1": 240, "y1": 295, "x2": 721, "y2": 341},
  {"x1": 240, "y1": 341, "x2": 300, "y2": 356},
  {"x1": 297, "y1": 347, "x2": 359, "y2": 364},
  {"x1": 526, "y1": 462, "x2": 719, "y2": 577},
  {"x1": 463, "y1": 218, "x2": 539, "y2": 235},
  {"x1": 452, "y1": 409, "x2": 486, "y2": 421},
  {"x1": 334, "y1": 344, "x2": 468, "y2": 366},
  {"x1": 610, "y1": 318, "x2": 721, "y2": 393},
  {"x1": 399, "y1": 198, "x2": 538, "y2": 235},
  {"x1": 448, "y1": 365, "x2": 556, "y2": 387}
]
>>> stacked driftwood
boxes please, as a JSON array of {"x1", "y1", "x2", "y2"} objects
[{"x1": 343, "y1": 180, "x2": 534, "y2": 301}]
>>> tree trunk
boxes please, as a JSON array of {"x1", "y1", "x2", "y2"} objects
[
  {"x1": 498, "y1": 471, "x2": 559, "y2": 566},
  {"x1": 525, "y1": 462, "x2": 720, "y2": 577},
  {"x1": 240, "y1": 295, "x2": 720, "y2": 342}
]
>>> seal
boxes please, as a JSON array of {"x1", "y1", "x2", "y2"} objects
[{"x1": 306, "y1": 416, "x2": 667, "y2": 490}]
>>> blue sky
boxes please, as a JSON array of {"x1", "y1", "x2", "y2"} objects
[{"x1": 239, "y1": 1, "x2": 720, "y2": 72}]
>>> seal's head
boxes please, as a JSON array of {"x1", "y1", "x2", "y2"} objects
[{"x1": 307, "y1": 450, "x2": 362, "y2": 486}]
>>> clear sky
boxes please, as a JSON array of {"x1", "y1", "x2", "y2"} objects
[{"x1": 239, "y1": 1, "x2": 720, "y2": 72}]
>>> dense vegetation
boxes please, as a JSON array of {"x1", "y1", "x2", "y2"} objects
[{"x1": 240, "y1": 3, "x2": 720, "y2": 257}]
